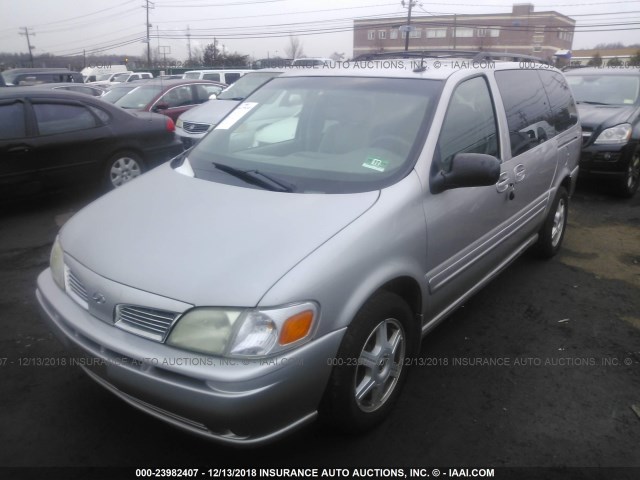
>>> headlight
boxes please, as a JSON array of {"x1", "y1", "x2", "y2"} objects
[
  {"x1": 176, "y1": 118, "x2": 183, "y2": 129},
  {"x1": 50, "y1": 236, "x2": 65, "y2": 291},
  {"x1": 594, "y1": 124, "x2": 632, "y2": 145},
  {"x1": 166, "y1": 302, "x2": 318, "y2": 358}
]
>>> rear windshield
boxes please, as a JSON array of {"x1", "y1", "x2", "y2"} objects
[
  {"x1": 114, "y1": 85, "x2": 163, "y2": 109},
  {"x1": 186, "y1": 76, "x2": 441, "y2": 194}
]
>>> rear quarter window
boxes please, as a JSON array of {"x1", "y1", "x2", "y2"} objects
[{"x1": 538, "y1": 70, "x2": 578, "y2": 134}]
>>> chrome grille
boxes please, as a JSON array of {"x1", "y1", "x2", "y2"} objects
[
  {"x1": 115, "y1": 305, "x2": 180, "y2": 342},
  {"x1": 65, "y1": 267, "x2": 89, "y2": 309},
  {"x1": 182, "y1": 121, "x2": 210, "y2": 134}
]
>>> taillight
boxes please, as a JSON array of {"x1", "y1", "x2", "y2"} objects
[{"x1": 166, "y1": 117, "x2": 175, "y2": 132}]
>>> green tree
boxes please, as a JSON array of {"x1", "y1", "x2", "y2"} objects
[
  {"x1": 607, "y1": 57, "x2": 623, "y2": 67},
  {"x1": 630, "y1": 50, "x2": 640, "y2": 67},
  {"x1": 587, "y1": 52, "x2": 603, "y2": 67}
]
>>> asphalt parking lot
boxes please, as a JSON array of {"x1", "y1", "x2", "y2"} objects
[{"x1": 0, "y1": 181, "x2": 638, "y2": 478}]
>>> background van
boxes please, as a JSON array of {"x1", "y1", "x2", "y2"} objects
[
  {"x1": 182, "y1": 69, "x2": 248, "y2": 84},
  {"x1": 1, "y1": 68, "x2": 83, "y2": 86}
]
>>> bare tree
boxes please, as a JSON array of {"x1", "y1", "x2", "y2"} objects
[{"x1": 284, "y1": 35, "x2": 304, "y2": 59}]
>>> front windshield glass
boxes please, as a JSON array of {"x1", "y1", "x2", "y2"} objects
[
  {"x1": 217, "y1": 72, "x2": 282, "y2": 100},
  {"x1": 186, "y1": 76, "x2": 441, "y2": 193},
  {"x1": 114, "y1": 85, "x2": 163, "y2": 109},
  {"x1": 567, "y1": 74, "x2": 640, "y2": 105},
  {"x1": 95, "y1": 73, "x2": 112, "y2": 81}
]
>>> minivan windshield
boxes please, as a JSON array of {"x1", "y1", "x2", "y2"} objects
[
  {"x1": 186, "y1": 76, "x2": 441, "y2": 193},
  {"x1": 216, "y1": 71, "x2": 282, "y2": 101},
  {"x1": 567, "y1": 74, "x2": 640, "y2": 105}
]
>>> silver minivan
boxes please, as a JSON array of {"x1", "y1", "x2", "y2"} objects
[{"x1": 37, "y1": 55, "x2": 581, "y2": 446}]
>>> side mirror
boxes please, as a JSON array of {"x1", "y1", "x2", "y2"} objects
[
  {"x1": 431, "y1": 153, "x2": 501, "y2": 194},
  {"x1": 152, "y1": 103, "x2": 169, "y2": 112}
]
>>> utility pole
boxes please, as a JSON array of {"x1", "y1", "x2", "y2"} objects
[
  {"x1": 186, "y1": 25, "x2": 192, "y2": 65},
  {"x1": 144, "y1": 0, "x2": 154, "y2": 68},
  {"x1": 19, "y1": 27, "x2": 35, "y2": 66},
  {"x1": 402, "y1": 0, "x2": 416, "y2": 52}
]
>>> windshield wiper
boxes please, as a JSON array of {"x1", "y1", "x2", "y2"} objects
[
  {"x1": 212, "y1": 162, "x2": 295, "y2": 192},
  {"x1": 577, "y1": 100, "x2": 610, "y2": 105}
]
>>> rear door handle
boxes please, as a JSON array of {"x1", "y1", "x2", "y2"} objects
[{"x1": 7, "y1": 145, "x2": 32, "y2": 154}]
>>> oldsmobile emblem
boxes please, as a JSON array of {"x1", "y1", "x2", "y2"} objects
[{"x1": 92, "y1": 292, "x2": 106, "y2": 304}]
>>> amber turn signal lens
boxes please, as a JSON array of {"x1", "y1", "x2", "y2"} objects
[{"x1": 279, "y1": 310, "x2": 314, "y2": 345}]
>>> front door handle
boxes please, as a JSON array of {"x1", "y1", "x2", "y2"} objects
[
  {"x1": 496, "y1": 171, "x2": 510, "y2": 193},
  {"x1": 514, "y1": 164, "x2": 526, "y2": 183}
]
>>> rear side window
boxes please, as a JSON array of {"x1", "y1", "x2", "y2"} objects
[
  {"x1": 495, "y1": 70, "x2": 551, "y2": 157},
  {"x1": 0, "y1": 102, "x2": 26, "y2": 139},
  {"x1": 203, "y1": 73, "x2": 221, "y2": 81},
  {"x1": 538, "y1": 70, "x2": 578, "y2": 133},
  {"x1": 33, "y1": 103, "x2": 98, "y2": 135}
]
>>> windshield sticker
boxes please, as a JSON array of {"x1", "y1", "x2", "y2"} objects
[
  {"x1": 216, "y1": 102, "x2": 258, "y2": 130},
  {"x1": 362, "y1": 157, "x2": 389, "y2": 172}
]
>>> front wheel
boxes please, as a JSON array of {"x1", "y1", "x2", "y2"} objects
[
  {"x1": 105, "y1": 151, "x2": 145, "y2": 189},
  {"x1": 532, "y1": 186, "x2": 568, "y2": 259},
  {"x1": 320, "y1": 292, "x2": 415, "y2": 433},
  {"x1": 614, "y1": 147, "x2": 640, "y2": 198}
]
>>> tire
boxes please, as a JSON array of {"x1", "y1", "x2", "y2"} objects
[
  {"x1": 320, "y1": 291, "x2": 415, "y2": 433},
  {"x1": 614, "y1": 147, "x2": 640, "y2": 198},
  {"x1": 104, "y1": 151, "x2": 145, "y2": 189},
  {"x1": 532, "y1": 186, "x2": 568, "y2": 259}
]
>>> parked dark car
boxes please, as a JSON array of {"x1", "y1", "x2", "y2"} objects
[
  {"x1": 1, "y1": 68, "x2": 84, "y2": 86},
  {"x1": 565, "y1": 67, "x2": 640, "y2": 198},
  {"x1": 32, "y1": 82, "x2": 106, "y2": 97},
  {"x1": 0, "y1": 88, "x2": 183, "y2": 197},
  {"x1": 113, "y1": 79, "x2": 226, "y2": 121}
]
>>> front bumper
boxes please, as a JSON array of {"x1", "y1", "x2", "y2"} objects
[
  {"x1": 175, "y1": 127, "x2": 207, "y2": 150},
  {"x1": 36, "y1": 269, "x2": 343, "y2": 446},
  {"x1": 578, "y1": 141, "x2": 637, "y2": 178}
]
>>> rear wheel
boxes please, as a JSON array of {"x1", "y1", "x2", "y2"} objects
[
  {"x1": 321, "y1": 292, "x2": 415, "y2": 433},
  {"x1": 105, "y1": 151, "x2": 144, "y2": 189},
  {"x1": 532, "y1": 186, "x2": 568, "y2": 259}
]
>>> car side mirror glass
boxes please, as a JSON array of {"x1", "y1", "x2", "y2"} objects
[
  {"x1": 431, "y1": 153, "x2": 501, "y2": 194},
  {"x1": 153, "y1": 103, "x2": 169, "y2": 112}
]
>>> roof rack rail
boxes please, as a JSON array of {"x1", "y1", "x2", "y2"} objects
[{"x1": 353, "y1": 50, "x2": 551, "y2": 65}]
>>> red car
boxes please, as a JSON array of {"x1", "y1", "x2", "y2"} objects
[{"x1": 112, "y1": 79, "x2": 226, "y2": 121}]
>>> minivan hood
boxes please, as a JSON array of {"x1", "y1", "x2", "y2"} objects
[
  {"x1": 576, "y1": 103, "x2": 637, "y2": 130},
  {"x1": 180, "y1": 99, "x2": 239, "y2": 125},
  {"x1": 60, "y1": 163, "x2": 379, "y2": 307}
]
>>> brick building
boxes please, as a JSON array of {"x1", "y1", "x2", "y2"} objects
[{"x1": 353, "y1": 3, "x2": 575, "y2": 61}]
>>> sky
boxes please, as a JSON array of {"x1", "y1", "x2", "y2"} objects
[{"x1": 1, "y1": 0, "x2": 639, "y2": 63}]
